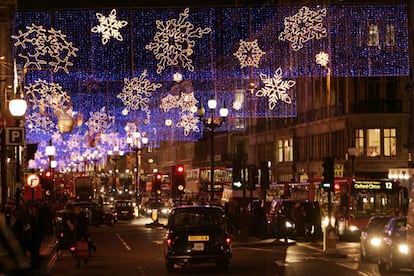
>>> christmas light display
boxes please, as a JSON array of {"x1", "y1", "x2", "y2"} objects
[
  {"x1": 279, "y1": 6, "x2": 327, "y2": 52},
  {"x1": 12, "y1": 4, "x2": 409, "y2": 168},
  {"x1": 256, "y1": 68, "x2": 295, "y2": 110},
  {"x1": 145, "y1": 8, "x2": 212, "y2": 74},
  {"x1": 12, "y1": 24, "x2": 78, "y2": 73},
  {"x1": 234, "y1": 39, "x2": 266, "y2": 68},
  {"x1": 91, "y1": 9, "x2": 128, "y2": 45}
]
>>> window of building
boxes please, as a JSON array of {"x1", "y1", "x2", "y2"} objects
[
  {"x1": 384, "y1": 128, "x2": 396, "y2": 157},
  {"x1": 367, "y1": 128, "x2": 381, "y2": 157},
  {"x1": 385, "y1": 24, "x2": 395, "y2": 47},
  {"x1": 277, "y1": 138, "x2": 293, "y2": 162},
  {"x1": 368, "y1": 24, "x2": 379, "y2": 47},
  {"x1": 355, "y1": 129, "x2": 364, "y2": 156}
]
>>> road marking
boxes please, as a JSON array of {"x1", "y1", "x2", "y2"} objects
[
  {"x1": 233, "y1": 246, "x2": 275, "y2": 252},
  {"x1": 116, "y1": 233, "x2": 131, "y2": 251}
]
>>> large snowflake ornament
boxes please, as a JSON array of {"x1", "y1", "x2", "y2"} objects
[
  {"x1": 233, "y1": 39, "x2": 266, "y2": 68},
  {"x1": 26, "y1": 79, "x2": 72, "y2": 112},
  {"x1": 176, "y1": 112, "x2": 200, "y2": 136},
  {"x1": 279, "y1": 6, "x2": 327, "y2": 51},
  {"x1": 145, "y1": 8, "x2": 211, "y2": 74},
  {"x1": 85, "y1": 107, "x2": 114, "y2": 134},
  {"x1": 12, "y1": 24, "x2": 78, "y2": 73},
  {"x1": 91, "y1": 9, "x2": 128, "y2": 45},
  {"x1": 117, "y1": 70, "x2": 162, "y2": 123},
  {"x1": 256, "y1": 68, "x2": 296, "y2": 110}
]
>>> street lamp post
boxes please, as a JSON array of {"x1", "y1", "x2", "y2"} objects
[
  {"x1": 45, "y1": 139, "x2": 56, "y2": 199},
  {"x1": 197, "y1": 98, "x2": 228, "y2": 204},
  {"x1": 127, "y1": 132, "x2": 148, "y2": 200},
  {"x1": 108, "y1": 146, "x2": 123, "y2": 195}
]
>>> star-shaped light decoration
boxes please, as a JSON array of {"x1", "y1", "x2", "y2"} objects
[
  {"x1": 256, "y1": 67, "x2": 296, "y2": 110},
  {"x1": 233, "y1": 39, "x2": 266, "y2": 68},
  {"x1": 316, "y1": 51, "x2": 329, "y2": 67},
  {"x1": 91, "y1": 9, "x2": 128, "y2": 45}
]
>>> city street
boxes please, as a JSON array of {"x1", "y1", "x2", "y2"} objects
[{"x1": 49, "y1": 216, "x2": 414, "y2": 276}]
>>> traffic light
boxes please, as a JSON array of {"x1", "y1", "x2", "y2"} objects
[
  {"x1": 154, "y1": 172, "x2": 162, "y2": 193},
  {"x1": 172, "y1": 165, "x2": 185, "y2": 198},
  {"x1": 260, "y1": 161, "x2": 270, "y2": 189},
  {"x1": 232, "y1": 159, "x2": 242, "y2": 189},
  {"x1": 248, "y1": 165, "x2": 258, "y2": 191},
  {"x1": 321, "y1": 156, "x2": 334, "y2": 191}
]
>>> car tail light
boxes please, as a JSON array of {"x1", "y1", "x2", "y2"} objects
[
  {"x1": 167, "y1": 238, "x2": 172, "y2": 247},
  {"x1": 226, "y1": 237, "x2": 231, "y2": 245}
]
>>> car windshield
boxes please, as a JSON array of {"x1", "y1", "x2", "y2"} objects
[
  {"x1": 171, "y1": 209, "x2": 224, "y2": 227},
  {"x1": 366, "y1": 217, "x2": 390, "y2": 231}
]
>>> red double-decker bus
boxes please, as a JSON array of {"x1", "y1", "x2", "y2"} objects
[{"x1": 267, "y1": 177, "x2": 409, "y2": 239}]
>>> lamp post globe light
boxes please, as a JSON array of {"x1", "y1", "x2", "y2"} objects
[
  {"x1": 127, "y1": 132, "x2": 148, "y2": 200},
  {"x1": 197, "y1": 97, "x2": 228, "y2": 204}
]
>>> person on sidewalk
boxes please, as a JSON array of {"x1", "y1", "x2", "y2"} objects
[{"x1": 28, "y1": 203, "x2": 43, "y2": 269}]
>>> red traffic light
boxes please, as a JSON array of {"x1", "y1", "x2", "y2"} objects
[
  {"x1": 176, "y1": 165, "x2": 184, "y2": 174},
  {"x1": 156, "y1": 173, "x2": 162, "y2": 180},
  {"x1": 334, "y1": 183, "x2": 341, "y2": 192}
]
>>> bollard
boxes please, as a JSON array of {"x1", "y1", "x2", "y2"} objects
[{"x1": 323, "y1": 225, "x2": 336, "y2": 253}]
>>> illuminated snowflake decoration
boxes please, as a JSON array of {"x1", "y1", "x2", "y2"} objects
[
  {"x1": 160, "y1": 94, "x2": 180, "y2": 112},
  {"x1": 26, "y1": 112, "x2": 55, "y2": 133},
  {"x1": 233, "y1": 39, "x2": 266, "y2": 68},
  {"x1": 161, "y1": 80, "x2": 198, "y2": 136},
  {"x1": 176, "y1": 112, "x2": 200, "y2": 136},
  {"x1": 117, "y1": 70, "x2": 162, "y2": 123},
  {"x1": 145, "y1": 8, "x2": 211, "y2": 74},
  {"x1": 279, "y1": 6, "x2": 327, "y2": 51},
  {"x1": 12, "y1": 24, "x2": 78, "y2": 73},
  {"x1": 91, "y1": 9, "x2": 128, "y2": 45},
  {"x1": 256, "y1": 68, "x2": 296, "y2": 110},
  {"x1": 66, "y1": 134, "x2": 82, "y2": 149},
  {"x1": 85, "y1": 107, "x2": 114, "y2": 134},
  {"x1": 124, "y1": 122, "x2": 140, "y2": 135},
  {"x1": 26, "y1": 80, "x2": 72, "y2": 112},
  {"x1": 315, "y1": 51, "x2": 329, "y2": 67}
]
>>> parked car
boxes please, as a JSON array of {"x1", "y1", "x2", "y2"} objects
[
  {"x1": 163, "y1": 205, "x2": 232, "y2": 272},
  {"x1": 360, "y1": 215, "x2": 392, "y2": 262},
  {"x1": 377, "y1": 217, "x2": 411, "y2": 272},
  {"x1": 114, "y1": 200, "x2": 135, "y2": 220}
]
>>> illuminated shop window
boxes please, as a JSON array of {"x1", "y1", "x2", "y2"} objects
[
  {"x1": 277, "y1": 138, "x2": 293, "y2": 162},
  {"x1": 367, "y1": 128, "x2": 381, "y2": 157},
  {"x1": 384, "y1": 128, "x2": 396, "y2": 157}
]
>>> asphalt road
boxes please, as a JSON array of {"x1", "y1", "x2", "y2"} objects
[{"x1": 49, "y1": 217, "x2": 413, "y2": 276}]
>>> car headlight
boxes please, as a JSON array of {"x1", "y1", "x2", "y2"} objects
[
  {"x1": 349, "y1": 225, "x2": 359, "y2": 232},
  {"x1": 398, "y1": 244, "x2": 409, "y2": 255},
  {"x1": 369, "y1": 237, "x2": 381, "y2": 247},
  {"x1": 285, "y1": 220, "x2": 294, "y2": 229}
]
